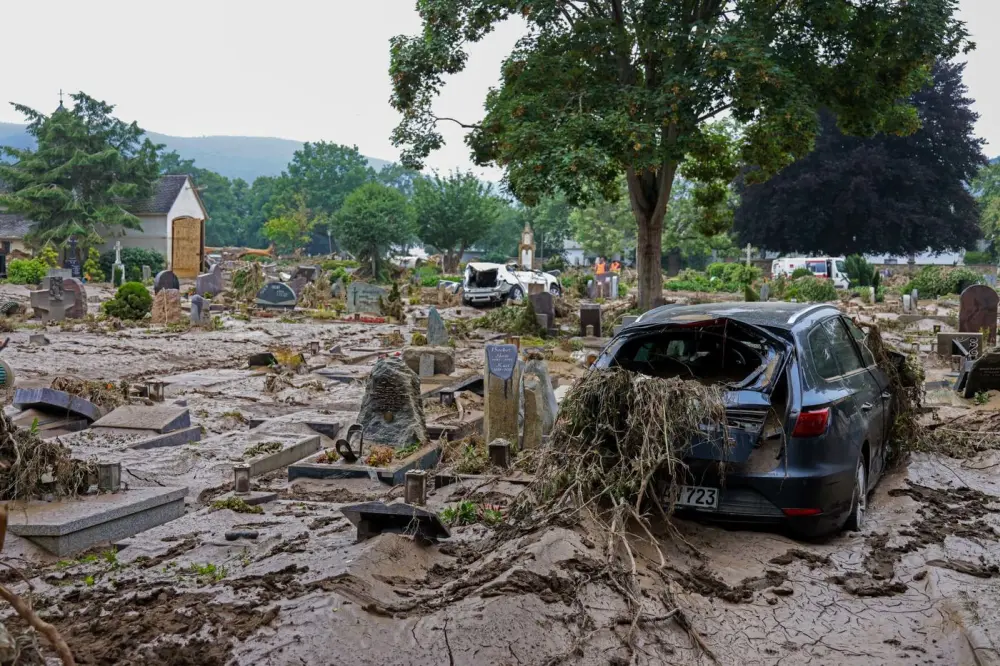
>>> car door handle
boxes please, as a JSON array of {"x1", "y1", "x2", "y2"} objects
[
  {"x1": 861, "y1": 402, "x2": 874, "y2": 411},
  {"x1": 881, "y1": 391, "x2": 891, "y2": 400}
]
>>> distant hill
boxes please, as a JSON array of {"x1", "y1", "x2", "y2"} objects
[{"x1": 0, "y1": 122, "x2": 392, "y2": 182}]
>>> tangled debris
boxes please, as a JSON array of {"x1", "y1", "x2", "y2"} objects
[
  {"x1": 0, "y1": 411, "x2": 95, "y2": 501},
  {"x1": 50, "y1": 376, "x2": 128, "y2": 411},
  {"x1": 862, "y1": 323, "x2": 923, "y2": 460}
]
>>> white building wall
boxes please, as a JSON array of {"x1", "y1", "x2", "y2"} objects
[{"x1": 96, "y1": 215, "x2": 169, "y2": 257}]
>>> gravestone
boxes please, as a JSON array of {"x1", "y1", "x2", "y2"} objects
[
  {"x1": 332, "y1": 278, "x2": 346, "y2": 299},
  {"x1": 190, "y1": 294, "x2": 211, "y2": 326},
  {"x1": 111, "y1": 241, "x2": 126, "y2": 287},
  {"x1": 142, "y1": 265, "x2": 152, "y2": 282},
  {"x1": 255, "y1": 282, "x2": 297, "y2": 310},
  {"x1": 484, "y1": 344, "x2": 521, "y2": 444},
  {"x1": 529, "y1": 292, "x2": 556, "y2": 332},
  {"x1": 959, "y1": 285, "x2": 999, "y2": 345},
  {"x1": 402, "y1": 347, "x2": 455, "y2": 376},
  {"x1": 347, "y1": 282, "x2": 388, "y2": 314},
  {"x1": 760, "y1": 283, "x2": 770, "y2": 301},
  {"x1": 357, "y1": 357, "x2": 427, "y2": 447},
  {"x1": 151, "y1": 289, "x2": 182, "y2": 324},
  {"x1": 30, "y1": 277, "x2": 75, "y2": 322},
  {"x1": 937, "y1": 332, "x2": 983, "y2": 360},
  {"x1": 154, "y1": 270, "x2": 180, "y2": 294},
  {"x1": 293, "y1": 265, "x2": 321, "y2": 282},
  {"x1": 587, "y1": 280, "x2": 596, "y2": 299},
  {"x1": 63, "y1": 237, "x2": 82, "y2": 279},
  {"x1": 610, "y1": 275, "x2": 619, "y2": 300},
  {"x1": 426, "y1": 306, "x2": 448, "y2": 346},
  {"x1": 288, "y1": 277, "x2": 308, "y2": 299},
  {"x1": 911, "y1": 289, "x2": 919, "y2": 308},
  {"x1": 195, "y1": 263, "x2": 224, "y2": 297},
  {"x1": 580, "y1": 304, "x2": 602, "y2": 337},
  {"x1": 522, "y1": 380, "x2": 544, "y2": 450},
  {"x1": 522, "y1": 357, "x2": 558, "y2": 437},
  {"x1": 41, "y1": 276, "x2": 86, "y2": 319},
  {"x1": 902, "y1": 294, "x2": 912, "y2": 314},
  {"x1": 962, "y1": 349, "x2": 1000, "y2": 398},
  {"x1": 986, "y1": 273, "x2": 999, "y2": 288},
  {"x1": 418, "y1": 354, "x2": 435, "y2": 378}
]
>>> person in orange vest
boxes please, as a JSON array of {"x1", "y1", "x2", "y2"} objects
[
  {"x1": 610, "y1": 260, "x2": 621, "y2": 273},
  {"x1": 595, "y1": 257, "x2": 606, "y2": 274}
]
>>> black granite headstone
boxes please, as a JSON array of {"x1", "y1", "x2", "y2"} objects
[
  {"x1": 154, "y1": 270, "x2": 180, "y2": 294},
  {"x1": 962, "y1": 350, "x2": 1000, "y2": 398},
  {"x1": 486, "y1": 344, "x2": 518, "y2": 382},
  {"x1": 255, "y1": 282, "x2": 297, "y2": 309}
]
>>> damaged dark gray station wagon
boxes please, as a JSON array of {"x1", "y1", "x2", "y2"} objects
[{"x1": 596, "y1": 302, "x2": 893, "y2": 536}]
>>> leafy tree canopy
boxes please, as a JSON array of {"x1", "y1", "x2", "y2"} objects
[
  {"x1": 526, "y1": 193, "x2": 572, "y2": 262},
  {"x1": 390, "y1": 0, "x2": 970, "y2": 307},
  {"x1": 734, "y1": 61, "x2": 984, "y2": 256},
  {"x1": 335, "y1": 182, "x2": 416, "y2": 279},
  {"x1": 569, "y1": 192, "x2": 634, "y2": 259},
  {"x1": 0, "y1": 92, "x2": 161, "y2": 247},
  {"x1": 285, "y1": 142, "x2": 376, "y2": 220},
  {"x1": 973, "y1": 161, "x2": 1000, "y2": 257},
  {"x1": 263, "y1": 195, "x2": 315, "y2": 255},
  {"x1": 413, "y1": 169, "x2": 498, "y2": 271}
]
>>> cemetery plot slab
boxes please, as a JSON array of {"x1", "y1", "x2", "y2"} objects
[
  {"x1": 247, "y1": 435, "x2": 321, "y2": 477},
  {"x1": 288, "y1": 443, "x2": 442, "y2": 486},
  {"x1": 5, "y1": 486, "x2": 187, "y2": 556},
  {"x1": 13, "y1": 388, "x2": 103, "y2": 423},
  {"x1": 92, "y1": 405, "x2": 191, "y2": 433},
  {"x1": 86, "y1": 425, "x2": 203, "y2": 450},
  {"x1": 157, "y1": 369, "x2": 262, "y2": 389},
  {"x1": 341, "y1": 501, "x2": 450, "y2": 542}
]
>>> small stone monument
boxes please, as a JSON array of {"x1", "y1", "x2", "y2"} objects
[
  {"x1": 418, "y1": 354, "x2": 435, "y2": 378},
  {"x1": 111, "y1": 241, "x2": 126, "y2": 287},
  {"x1": 959, "y1": 285, "x2": 999, "y2": 345},
  {"x1": 901, "y1": 294, "x2": 912, "y2": 314},
  {"x1": 529, "y1": 292, "x2": 556, "y2": 332},
  {"x1": 522, "y1": 357, "x2": 558, "y2": 437},
  {"x1": 196, "y1": 263, "x2": 224, "y2": 297},
  {"x1": 961, "y1": 349, "x2": 1000, "y2": 398},
  {"x1": 484, "y1": 344, "x2": 521, "y2": 444},
  {"x1": 142, "y1": 265, "x2": 152, "y2": 282},
  {"x1": 911, "y1": 289, "x2": 918, "y2": 309},
  {"x1": 255, "y1": 282, "x2": 297, "y2": 310},
  {"x1": 63, "y1": 236, "x2": 82, "y2": 279},
  {"x1": 287, "y1": 276, "x2": 308, "y2": 299},
  {"x1": 190, "y1": 294, "x2": 211, "y2": 326},
  {"x1": 347, "y1": 282, "x2": 388, "y2": 314},
  {"x1": 580, "y1": 304, "x2": 602, "y2": 337},
  {"x1": 426, "y1": 306, "x2": 448, "y2": 346},
  {"x1": 41, "y1": 276, "x2": 86, "y2": 319},
  {"x1": 522, "y1": 379, "x2": 544, "y2": 450},
  {"x1": 151, "y1": 289, "x2": 182, "y2": 324},
  {"x1": 30, "y1": 276, "x2": 75, "y2": 322},
  {"x1": 519, "y1": 222, "x2": 535, "y2": 271},
  {"x1": 760, "y1": 283, "x2": 770, "y2": 301},
  {"x1": 357, "y1": 357, "x2": 427, "y2": 447},
  {"x1": 154, "y1": 270, "x2": 180, "y2": 294}
]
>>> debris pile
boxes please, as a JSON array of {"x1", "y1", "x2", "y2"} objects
[{"x1": 0, "y1": 410, "x2": 95, "y2": 500}]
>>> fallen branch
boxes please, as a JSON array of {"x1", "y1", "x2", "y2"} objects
[{"x1": 0, "y1": 583, "x2": 75, "y2": 666}]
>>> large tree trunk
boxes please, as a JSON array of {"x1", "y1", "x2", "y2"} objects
[{"x1": 627, "y1": 162, "x2": 677, "y2": 311}]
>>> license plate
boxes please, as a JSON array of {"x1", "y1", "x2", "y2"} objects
[{"x1": 676, "y1": 485, "x2": 719, "y2": 509}]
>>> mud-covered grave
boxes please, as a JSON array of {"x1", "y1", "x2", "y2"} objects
[{"x1": 1, "y1": 283, "x2": 1000, "y2": 666}]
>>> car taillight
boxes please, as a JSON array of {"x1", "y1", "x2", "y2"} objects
[
  {"x1": 791, "y1": 408, "x2": 831, "y2": 437},
  {"x1": 783, "y1": 508, "x2": 822, "y2": 517}
]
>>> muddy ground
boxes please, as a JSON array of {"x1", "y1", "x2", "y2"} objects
[{"x1": 0, "y1": 283, "x2": 999, "y2": 665}]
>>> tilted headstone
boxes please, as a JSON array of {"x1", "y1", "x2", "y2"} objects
[
  {"x1": 255, "y1": 282, "x2": 297, "y2": 310},
  {"x1": 529, "y1": 292, "x2": 556, "y2": 332},
  {"x1": 142, "y1": 265, "x2": 152, "y2": 282},
  {"x1": 760, "y1": 283, "x2": 770, "y2": 301},
  {"x1": 195, "y1": 263, "x2": 224, "y2": 297},
  {"x1": 30, "y1": 277, "x2": 75, "y2": 322},
  {"x1": 346, "y1": 282, "x2": 388, "y2": 314},
  {"x1": 484, "y1": 343, "x2": 521, "y2": 444},
  {"x1": 962, "y1": 349, "x2": 1000, "y2": 398},
  {"x1": 190, "y1": 294, "x2": 211, "y2": 326},
  {"x1": 522, "y1": 357, "x2": 558, "y2": 437},
  {"x1": 154, "y1": 270, "x2": 180, "y2": 294},
  {"x1": 580, "y1": 304, "x2": 602, "y2": 337},
  {"x1": 959, "y1": 285, "x2": 999, "y2": 345},
  {"x1": 357, "y1": 356, "x2": 427, "y2": 448},
  {"x1": 426, "y1": 306, "x2": 448, "y2": 346},
  {"x1": 151, "y1": 289, "x2": 182, "y2": 324}
]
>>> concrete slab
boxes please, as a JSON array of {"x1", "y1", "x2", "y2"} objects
[
  {"x1": 248, "y1": 435, "x2": 321, "y2": 477},
  {"x1": 215, "y1": 490, "x2": 278, "y2": 506},
  {"x1": 129, "y1": 426, "x2": 202, "y2": 450},
  {"x1": 92, "y1": 405, "x2": 191, "y2": 433},
  {"x1": 341, "y1": 501, "x2": 450, "y2": 541},
  {"x1": 157, "y1": 369, "x2": 261, "y2": 389},
  {"x1": 5, "y1": 487, "x2": 187, "y2": 556},
  {"x1": 289, "y1": 444, "x2": 441, "y2": 486},
  {"x1": 13, "y1": 388, "x2": 103, "y2": 422}
]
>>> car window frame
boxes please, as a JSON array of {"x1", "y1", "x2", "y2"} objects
[
  {"x1": 841, "y1": 317, "x2": 877, "y2": 368},
  {"x1": 807, "y1": 316, "x2": 868, "y2": 382}
]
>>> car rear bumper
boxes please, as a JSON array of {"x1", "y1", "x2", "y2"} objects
[{"x1": 674, "y1": 462, "x2": 856, "y2": 536}]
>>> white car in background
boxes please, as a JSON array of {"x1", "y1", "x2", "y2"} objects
[
  {"x1": 771, "y1": 256, "x2": 850, "y2": 289},
  {"x1": 462, "y1": 262, "x2": 562, "y2": 306}
]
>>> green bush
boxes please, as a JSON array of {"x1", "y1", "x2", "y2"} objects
[
  {"x1": 99, "y1": 248, "x2": 166, "y2": 283},
  {"x1": 665, "y1": 264, "x2": 760, "y2": 293},
  {"x1": 37, "y1": 243, "x2": 59, "y2": 268},
  {"x1": 542, "y1": 254, "x2": 567, "y2": 272},
  {"x1": 102, "y1": 282, "x2": 152, "y2": 320},
  {"x1": 320, "y1": 259, "x2": 360, "y2": 272},
  {"x1": 790, "y1": 267, "x2": 813, "y2": 280},
  {"x1": 844, "y1": 255, "x2": 877, "y2": 288},
  {"x1": 964, "y1": 250, "x2": 992, "y2": 265},
  {"x1": 416, "y1": 264, "x2": 443, "y2": 287},
  {"x1": 904, "y1": 266, "x2": 985, "y2": 299},
  {"x1": 785, "y1": 276, "x2": 838, "y2": 302},
  {"x1": 6, "y1": 258, "x2": 48, "y2": 285},
  {"x1": 83, "y1": 247, "x2": 105, "y2": 282}
]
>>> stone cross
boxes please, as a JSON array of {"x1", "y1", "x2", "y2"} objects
[
  {"x1": 745, "y1": 243, "x2": 753, "y2": 266},
  {"x1": 112, "y1": 241, "x2": 126, "y2": 286}
]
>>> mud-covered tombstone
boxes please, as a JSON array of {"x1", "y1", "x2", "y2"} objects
[{"x1": 357, "y1": 357, "x2": 428, "y2": 448}]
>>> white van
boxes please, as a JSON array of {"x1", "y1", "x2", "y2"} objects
[{"x1": 771, "y1": 257, "x2": 849, "y2": 289}]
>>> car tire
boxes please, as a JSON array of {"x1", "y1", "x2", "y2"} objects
[
  {"x1": 508, "y1": 286, "x2": 524, "y2": 303},
  {"x1": 844, "y1": 457, "x2": 867, "y2": 532}
]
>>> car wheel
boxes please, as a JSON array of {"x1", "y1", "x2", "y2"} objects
[
  {"x1": 549, "y1": 284, "x2": 561, "y2": 297},
  {"x1": 844, "y1": 457, "x2": 867, "y2": 531},
  {"x1": 508, "y1": 286, "x2": 524, "y2": 303}
]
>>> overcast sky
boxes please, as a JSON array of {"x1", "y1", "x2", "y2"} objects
[{"x1": 1, "y1": 0, "x2": 997, "y2": 180}]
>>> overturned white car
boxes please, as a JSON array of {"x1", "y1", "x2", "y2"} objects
[{"x1": 462, "y1": 262, "x2": 561, "y2": 306}]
